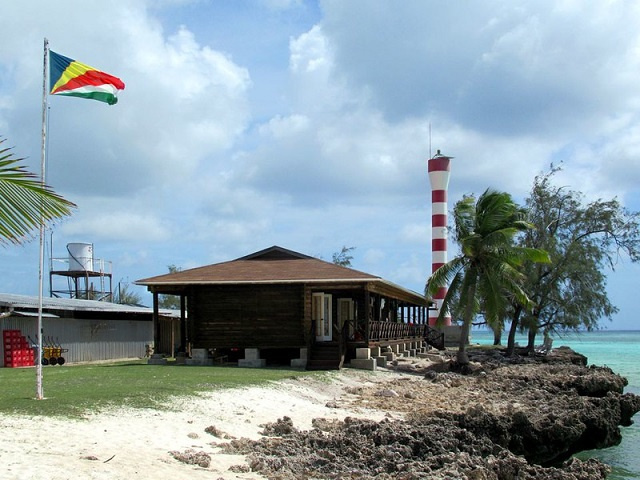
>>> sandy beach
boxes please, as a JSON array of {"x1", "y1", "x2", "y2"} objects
[
  {"x1": 0, "y1": 369, "x2": 398, "y2": 480},
  {"x1": 2, "y1": 351, "x2": 639, "y2": 480}
]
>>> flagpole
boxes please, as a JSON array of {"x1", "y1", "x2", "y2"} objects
[{"x1": 36, "y1": 38, "x2": 49, "y2": 400}]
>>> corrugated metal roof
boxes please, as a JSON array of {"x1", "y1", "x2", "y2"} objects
[
  {"x1": 12, "y1": 310, "x2": 59, "y2": 318},
  {"x1": 0, "y1": 293, "x2": 178, "y2": 317}
]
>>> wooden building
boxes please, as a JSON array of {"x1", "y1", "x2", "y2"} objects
[{"x1": 136, "y1": 246, "x2": 443, "y2": 369}]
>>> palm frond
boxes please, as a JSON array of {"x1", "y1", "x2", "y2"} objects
[{"x1": 0, "y1": 138, "x2": 76, "y2": 245}]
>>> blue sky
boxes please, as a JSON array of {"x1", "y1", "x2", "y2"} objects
[{"x1": 1, "y1": 0, "x2": 638, "y2": 330}]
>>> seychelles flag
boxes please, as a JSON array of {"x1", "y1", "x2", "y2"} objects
[{"x1": 49, "y1": 51, "x2": 125, "y2": 105}]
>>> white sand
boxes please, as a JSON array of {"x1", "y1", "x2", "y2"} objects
[{"x1": 0, "y1": 369, "x2": 403, "y2": 480}]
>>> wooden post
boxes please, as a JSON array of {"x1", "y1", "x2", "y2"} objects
[
  {"x1": 364, "y1": 289, "x2": 370, "y2": 343},
  {"x1": 152, "y1": 291, "x2": 159, "y2": 353},
  {"x1": 179, "y1": 294, "x2": 187, "y2": 352},
  {"x1": 170, "y1": 318, "x2": 175, "y2": 359}
]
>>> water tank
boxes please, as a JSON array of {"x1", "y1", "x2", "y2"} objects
[{"x1": 67, "y1": 242, "x2": 93, "y2": 272}]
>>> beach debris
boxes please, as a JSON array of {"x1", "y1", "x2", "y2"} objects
[
  {"x1": 228, "y1": 464, "x2": 251, "y2": 473},
  {"x1": 311, "y1": 417, "x2": 343, "y2": 432},
  {"x1": 204, "y1": 425, "x2": 233, "y2": 439},
  {"x1": 169, "y1": 449, "x2": 211, "y2": 468},
  {"x1": 375, "y1": 388, "x2": 399, "y2": 397},
  {"x1": 260, "y1": 416, "x2": 297, "y2": 436}
]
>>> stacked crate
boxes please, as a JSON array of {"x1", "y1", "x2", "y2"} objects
[{"x1": 3, "y1": 330, "x2": 35, "y2": 368}]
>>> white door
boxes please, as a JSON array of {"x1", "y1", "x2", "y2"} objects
[
  {"x1": 313, "y1": 293, "x2": 332, "y2": 342},
  {"x1": 337, "y1": 298, "x2": 355, "y2": 339}
]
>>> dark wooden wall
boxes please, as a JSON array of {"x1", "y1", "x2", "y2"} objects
[{"x1": 189, "y1": 284, "x2": 305, "y2": 349}]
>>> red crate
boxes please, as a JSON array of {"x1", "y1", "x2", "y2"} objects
[{"x1": 2, "y1": 330, "x2": 20, "y2": 339}]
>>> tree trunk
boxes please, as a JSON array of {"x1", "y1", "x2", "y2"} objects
[
  {"x1": 506, "y1": 305, "x2": 522, "y2": 357},
  {"x1": 457, "y1": 319, "x2": 471, "y2": 364},
  {"x1": 493, "y1": 327, "x2": 502, "y2": 345},
  {"x1": 527, "y1": 327, "x2": 537, "y2": 353},
  {"x1": 457, "y1": 283, "x2": 476, "y2": 365}
]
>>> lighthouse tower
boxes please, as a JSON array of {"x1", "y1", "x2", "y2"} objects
[{"x1": 428, "y1": 150, "x2": 452, "y2": 326}]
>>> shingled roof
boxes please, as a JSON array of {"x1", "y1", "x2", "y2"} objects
[
  {"x1": 136, "y1": 246, "x2": 427, "y2": 305},
  {"x1": 137, "y1": 246, "x2": 378, "y2": 285}
]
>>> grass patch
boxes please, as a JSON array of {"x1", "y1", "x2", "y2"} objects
[{"x1": 0, "y1": 360, "x2": 316, "y2": 418}]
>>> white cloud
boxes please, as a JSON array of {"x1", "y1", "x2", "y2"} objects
[
  {"x1": 1, "y1": 0, "x2": 639, "y2": 328},
  {"x1": 61, "y1": 211, "x2": 170, "y2": 243},
  {"x1": 260, "y1": 114, "x2": 310, "y2": 138},
  {"x1": 289, "y1": 25, "x2": 331, "y2": 74}
]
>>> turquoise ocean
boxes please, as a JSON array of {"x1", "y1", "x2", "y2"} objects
[{"x1": 471, "y1": 329, "x2": 640, "y2": 480}]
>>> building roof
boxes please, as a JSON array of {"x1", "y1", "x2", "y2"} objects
[
  {"x1": 0, "y1": 293, "x2": 178, "y2": 318},
  {"x1": 136, "y1": 246, "x2": 428, "y2": 306}
]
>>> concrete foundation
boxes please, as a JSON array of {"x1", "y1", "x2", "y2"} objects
[
  {"x1": 290, "y1": 348, "x2": 308, "y2": 368},
  {"x1": 355, "y1": 347, "x2": 371, "y2": 359},
  {"x1": 238, "y1": 348, "x2": 267, "y2": 368},
  {"x1": 147, "y1": 353, "x2": 167, "y2": 365},
  {"x1": 350, "y1": 358, "x2": 377, "y2": 371},
  {"x1": 348, "y1": 347, "x2": 376, "y2": 370},
  {"x1": 374, "y1": 356, "x2": 387, "y2": 368},
  {"x1": 186, "y1": 348, "x2": 213, "y2": 366}
]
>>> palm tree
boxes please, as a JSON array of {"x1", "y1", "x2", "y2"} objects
[
  {"x1": 0, "y1": 138, "x2": 75, "y2": 245},
  {"x1": 426, "y1": 189, "x2": 549, "y2": 365}
]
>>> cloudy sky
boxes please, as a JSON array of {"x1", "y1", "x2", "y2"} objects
[{"x1": 1, "y1": 0, "x2": 638, "y2": 330}]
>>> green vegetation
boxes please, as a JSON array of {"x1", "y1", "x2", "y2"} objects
[
  {"x1": 508, "y1": 165, "x2": 640, "y2": 354},
  {"x1": 115, "y1": 281, "x2": 144, "y2": 305},
  {"x1": 158, "y1": 264, "x2": 182, "y2": 309},
  {"x1": 332, "y1": 246, "x2": 356, "y2": 267},
  {"x1": 0, "y1": 361, "x2": 314, "y2": 418},
  {"x1": 426, "y1": 166, "x2": 640, "y2": 360},
  {"x1": 426, "y1": 189, "x2": 550, "y2": 364},
  {"x1": 0, "y1": 137, "x2": 75, "y2": 245}
]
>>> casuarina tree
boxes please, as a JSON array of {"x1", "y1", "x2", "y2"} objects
[{"x1": 506, "y1": 166, "x2": 640, "y2": 355}]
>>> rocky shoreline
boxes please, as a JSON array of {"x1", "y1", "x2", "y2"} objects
[{"x1": 221, "y1": 346, "x2": 640, "y2": 479}]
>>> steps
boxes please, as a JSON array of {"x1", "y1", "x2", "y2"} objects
[{"x1": 307, "y1": 342, "x2": 343, "y2": 370}]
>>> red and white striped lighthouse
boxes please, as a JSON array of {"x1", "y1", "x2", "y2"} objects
[{"x1": 428, "y1": 150, "x2": 452, "y2": 326}]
